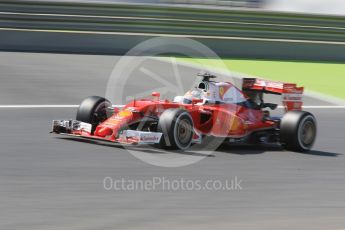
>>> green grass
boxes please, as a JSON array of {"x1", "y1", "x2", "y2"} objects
[{"x1": 177, "y1": 58, "x2": 345, "y2": 100}]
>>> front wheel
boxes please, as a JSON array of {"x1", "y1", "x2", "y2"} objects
[
  {"x1": 76, "y1": 96, "x2": 111, "y2": 132},
  {"x1": 280, "y1": 111, "x2": 317, "y2": 152},
  {"x1": 157, "y1": 108, "x2": 194, "y2": 150}
]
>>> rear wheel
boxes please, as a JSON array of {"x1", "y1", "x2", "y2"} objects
[
  {"x1": 157, "y1": 109, "x2": 194, "y2": 150},
  {"x1": 76, "y1": 96, "x2": 111, "y2": 132},
  {"x1": 280, "y1": 111, "x2": 317, "y2": 152}
]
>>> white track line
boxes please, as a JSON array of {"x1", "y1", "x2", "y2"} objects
[
  {"x1": 0, "y1": 105, "x2": 79, "y2": 108},
  {"x1": 0, "y1": 105, "x2": 344, "y2": 109},
  {"x1": 279, "y1": 105, "x2": 345, "y2": 109},
  {"x1": 1, "y1": 11, "x2": 344, "y2": 31},
  {"x1": 1, "y1": 27, "x2": 345, "y2": 45}
]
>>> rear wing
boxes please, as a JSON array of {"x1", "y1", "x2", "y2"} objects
[{"x1": 242, "y1": 78, "x2": 304, "y2": 111}]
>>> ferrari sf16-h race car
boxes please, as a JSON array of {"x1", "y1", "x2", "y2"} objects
[{"x1": 52, "y1": 72, "x2": 317, "y2": 152}]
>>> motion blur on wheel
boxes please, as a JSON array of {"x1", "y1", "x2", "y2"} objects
[{"x1": 52, "y1": 72, "x2": 317, "y2": 152}]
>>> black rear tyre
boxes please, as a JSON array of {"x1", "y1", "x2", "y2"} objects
[
  {"x1": 280, "y1": 111, "x2": 317, "y2": 152},
  {"x1": 157, "y1": 108, "x2": 194, "y2": 150},
  {"x1": 76, "y1": 96, "x2": 111, "y2": 132}
]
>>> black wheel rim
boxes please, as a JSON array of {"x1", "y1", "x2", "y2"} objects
[
  {"x1": 93, "y1": 101, "x2": 109, "y2": 123},
  {"x1": 300, "y1": 120, "x2": 316, "y2": 146},
  {"x1": 176, "y1": 119, "x2": 193, "y2": 146}
]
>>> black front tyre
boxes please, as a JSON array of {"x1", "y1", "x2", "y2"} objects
[
  {"x1": 157, "y1": 108, "x2": 194, "y2": 150},
  {"x1": 76, "y1": 96, "x2": 111, "y2": 132},
  {"x1": 280, "y1": 111, "x2": 317, "y2": 152}
]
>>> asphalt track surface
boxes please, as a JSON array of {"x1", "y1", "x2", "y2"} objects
[{"x1": 1, "y1": 52, "x2": 345, "y2": 230}]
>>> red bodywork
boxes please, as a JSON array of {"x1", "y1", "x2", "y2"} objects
[
  {"x1": 67, "y1": 77, "x2": 304, "y2": 145},
  {"x1": 93, "y1": 99, "x2": 275, "y2": 141}
]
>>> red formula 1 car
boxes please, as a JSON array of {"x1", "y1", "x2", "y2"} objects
[{"x1": 52, "y1": 73, "x2": 317, "y2": 152}]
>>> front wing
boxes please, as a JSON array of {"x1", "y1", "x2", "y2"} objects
[{"x1": 51, "y1": 120, "x2": 162, "y2": 145}]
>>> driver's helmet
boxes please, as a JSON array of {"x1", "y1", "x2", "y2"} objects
[{"x1": 182, "y1": 88, "x2": 204, "y2": 104}]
